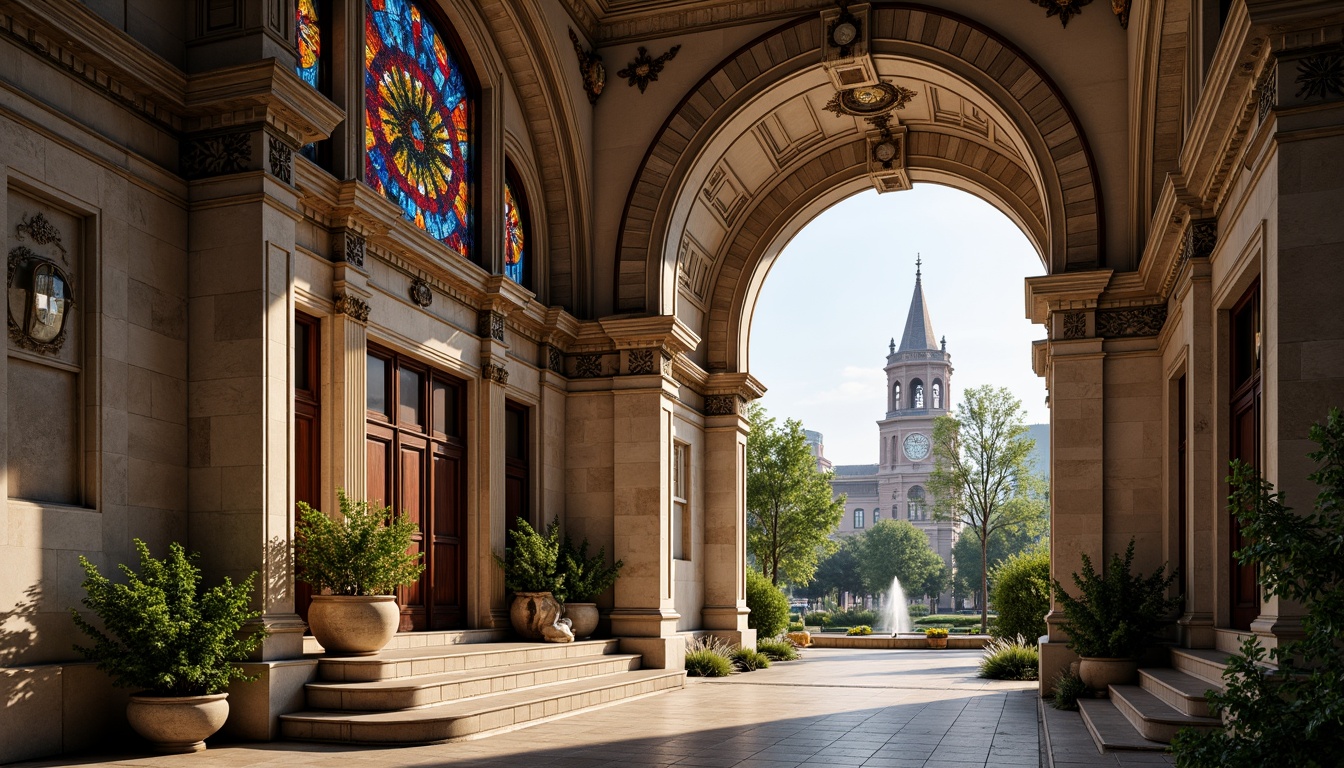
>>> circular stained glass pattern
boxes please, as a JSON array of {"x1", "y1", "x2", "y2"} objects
[
  {"x1": 365, "y1": 0, "x2": 473, "y2": 258},
  {"x1": 503, "y1": 180, "x2": 526, "y2": 285}
]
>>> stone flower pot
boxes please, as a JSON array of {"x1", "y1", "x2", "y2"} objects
[
  {"x1": 1078, "y1": 657, "x2": 1140, "y2": 691},
  {"x1": 563, "y1": 602, "x2": 600, "y2": 639},
  {"x1": 510, "y1": 591, "x2": 573, "y2": 642},
  {"x1": 308, "y1": 594, "x2": 400, "y2": 655},
  {"x1": 126, "y1": 693, "x2": 229, "y2": 753},
  {"x1": 926, "y1": 636, "x2": 948, "y2": 649}
]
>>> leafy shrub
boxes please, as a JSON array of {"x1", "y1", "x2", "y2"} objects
[
  {"x1": 914, "y1": 614, "x2": 985, "y2": 628},
  {"x1": 978, "y1": 634, "x2": 1039, "y2": 680},
  {"x1": 730, "y1": 648, "x2": 772, "y2": 671},
  {"x1": 924, "y1": 627, "x2": 948, "y2": 638},
  {"x1": 1052, "y1": 670, "x2": 1087, "y2": 711},
  {"x1": 1052, "y1": 538, "x2": 1180, "y2": 658},
  {"x1": 803, "y1": 611, "x2": 830, "y2": 626},
  {"x1": 684, "y1": 636, "x2": 734, "y2": 677},
  {"x1": 493, "y1": 519, "x2": 565, "y2": 596},
  {"x1": 558, "y1": 533, "x2": 623, "y2": 602},
  {"x1": 990, "y1": 548, "x2": 1050, "y2": 642},
  {"x1": 756, "y1": 638, "x2": 799, "y2": 661},
  {"x1": 830, "y1": 607, "x2": 878, "y2": 626},
  {"x1": 746, "y1": 568, "x2": 790, "y2": 639},
  {"x1": 72, "y1": 539, "x2": 267, "y2": 696},
  {"x1": 907, "y1": 604, "x2": 930, "y2": 618},
  {"x1": 846, "y1": 625, "x2": 872, "y2": 636},
  {"x1": 1172, "y1": 409, "x2": 1344, "y2": 768},
  {"x1": 787, "y1": 621, "x2": 804, "y2": 632},
  {"x1": 297, "y1": 490, "x2": 425, "y2": 595}
]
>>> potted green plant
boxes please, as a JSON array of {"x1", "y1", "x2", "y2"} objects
[
  {"x1": 925, "y1": 627, "x2": 949, "y2": 649},
  {"x1": 71, "y1": 539, "x2": 266, "y2": 753},
  {"x1": 494, "y1": 519, "x2": 571, "y2": 642},
  {"x1": 559, "y1": 533, "x2": 623, "y2": 639},
  {"x1": 296, "y1": 490, "x2": 425, "y2": 655},
  {"x1": 1052, "y1": 538, "x2": 1180, "y2": 690}
]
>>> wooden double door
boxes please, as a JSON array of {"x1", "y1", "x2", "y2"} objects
[
  {"x1": 1228, "y1": 283, "x2": 1261, "y2": 630},
  {"x1": 365, "y1": 346, "x2": 468, "y2": 631}
]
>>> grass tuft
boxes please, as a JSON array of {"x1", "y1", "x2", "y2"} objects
[
  {"x1": 756, "y1": 638, "x2": 799, "y2": 661},
  {"x1": 730, "y1": 648, "x2": 772, "y2": 672},
  {"x1": 977, "y1": 634, "x2": 1039, "y2": 680},
  {"x1": 684, "y1": 635, "x2": 735, "y2": 677}
]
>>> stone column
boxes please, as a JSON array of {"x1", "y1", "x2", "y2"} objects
[
  {"x1": 1180, "y1": 254, "x2": 1216, "y2": 648},
  {"x1": 1026, "y1": 271, "x2": 1111, "y2": 694},
  {"x1": 476, "y1": 308, "x2": 510, "y2": 629},
  {"x1": 324, "y1": 239, "x2": 370, "y2": 514}
]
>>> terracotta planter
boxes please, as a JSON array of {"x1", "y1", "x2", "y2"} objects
[
  {"x1": 564, "y1": 602, "x2": 600, "y2": 639},
  {"x1": 308, "y1": 594, "x2": 400, "y2": 655},
  {"x1": 126, "y1": 693, "x2": 229, "y2": 753},
  {"x1": 927, "y1": 637, "x2": 948, "y2": 649},
  {"x1": 1078, "y1": 657, "x2": 1140, "y2": 690},
  {"x1": 510, "y1": 591, "x2": 573, "y2": 642}
]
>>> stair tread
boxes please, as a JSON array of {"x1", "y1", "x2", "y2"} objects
[
  {"x1": 1078, "y1": 698, "x2": 1169, "y2": 752},
  {"x1": 1110, "y1": 685, "x2": 1221, "y2": 726},
  {"x1": 307, "y1": 653, "x2": 643, "y2": 692},
  {"x1": 318, "y1": 638, "x2": 619, "y2": 665},
  {"x1": 1170, "y1": 647, "x2": 1233, "y2": 666},
  {"x1": 1139, "y1": 667, "x2": 1223, "y2": 700},
  {"x1": 283, "y1": 668, "x2": 684, "y2": 723}
]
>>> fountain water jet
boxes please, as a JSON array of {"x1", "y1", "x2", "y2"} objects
[{"x1": 881, "y1": 576, "x2": 913, "y2": 636}]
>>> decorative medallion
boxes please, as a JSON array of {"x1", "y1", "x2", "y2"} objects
[
  {"x1": 1111, "y1": 0, "x2": 1130, "y2": 29},
  {"x1": 476, "y1": 309, "x2": 504, "y2": 341},
  {"x1": 617, "y1": 45, "x2": 680, "y2": 93},
  {"x1": 482, "y1": 361, "x2": 509, "y2": 385},
  {"x1": 341, "y1": 231, "x2": 366, "y2": 268},
  {"x1": 1096, "y1": 305, "x2": 1167, "y2": 338},
  {"x1": 1030, "y1": 0, "x2": 1093, "y2": 28},
  {"x1": 333, "y1": 292, "x2": 370, "y2": 323},
  {"x1": 267, "y1": 135, "x2": 293, "y2": 184},
  {"x1": 1295, "y1": 53, "x2": 1344, "y2": 101},
  {"x1": 1181, "y1": 218, "x2": 1217, "y2": 264},
  {"x1": 181, "y1": 131, "x2": 252, "y2": 179},
  {"x1": 16, "y1": 213, "x2": 68, "y2": 265},
  {"x1": 627, "y1": 348, "x2": 656, "y2": 375},
  {"x1": 574, "y1": 354, "x2": 603, "y2": 378},
  {"x1": 704, "y1": 394, "x2": 740, "y2": 416},
  {"x1": 1061, "y1": 311, "x2": 1087, "y2": 340},
  {"x1": 872, "y1": 136, "x2": 901, "y2": 169},
  {"x1": 1258, "y1": 62, "x2": 1278, "y2": 122},
  {"x1": 823, "y1": 82, "x2": 917, "y2": 117},
  {"x1": 827, "y1": 3, "x2": 862, "y2": 58},
  {"x1": 546, "y1": 345, "x2": 564, "y2": 374},
  {"x1": 568, "y1": 28, "x2": 606, "y2": 105},
  {"x1": 409, "y1": 278, "x2": 432, "y2": 307},
  {"x1": 8, "y1": 246, "x2": 75, "y2": 355}
]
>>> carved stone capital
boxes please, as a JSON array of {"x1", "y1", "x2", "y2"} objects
[
  {"x1": 477, "y1": 310, "x2": 505, "y2": 341},
  {"x1": 574, "y1": 354, "x2": 605, "y2": 378},
  {"x1": 267, "y1": 134, "x2": 293, "y2": 184},
  {"x1": 1181, "y1": 218, "x2": 1218, "y2": 264},
  {"x1": 181, "y1": 130, "x2": 253, "y2": 179},
  {"x1": 482, "y1": 362, "x2": 509, "y2": 385},
  {"x1": 704, "y1": 394, "x2": 741, "y2": 416},
  {"x1": 1096, "y1": 305, "x2": 1168, "y2": 338},
  {"x1": 333, "y1": 292, "x2": 370, "y2": 323},
  {"x1": 1060, "y1": 311, "x2": 1088, "y2": 340},
  {"x1": 626, "y1": 348, "x2": 657, "y2": 375}
]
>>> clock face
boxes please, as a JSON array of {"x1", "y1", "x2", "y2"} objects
[{"x1": 903, "y1": 433, "x2": 931, "y2": 462}]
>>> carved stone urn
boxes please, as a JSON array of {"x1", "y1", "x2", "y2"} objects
[
  {"x1": 510, "y1": 591, "x2": 573, "y2": 643},
  {"x1": 1078, "y1": 657, "x2": 1140, "y2": 691},
  {"x1": 126, "y1": 693, "x2": 229, "y2": 753},
  {"x1": 308, "y1": 594, "x2": 400, "y2": 655},
  {"x1": 563, "y1": 602, "x2": 600, "y2": 640}
]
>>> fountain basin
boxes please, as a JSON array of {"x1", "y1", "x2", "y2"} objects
[{"x1": 811, "y1": 634, "x2": 991, "y2": 650}]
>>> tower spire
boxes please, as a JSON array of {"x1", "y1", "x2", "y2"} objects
[{"x1": 897, "y1": 255, "x2": 939, "y2": 352}]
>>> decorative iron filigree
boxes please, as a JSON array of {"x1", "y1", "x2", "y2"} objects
[
  {"x1": 15, "y1": 212, "x2": 68, "y2": 265},
  {"x1": 1258, "y1": 61, "x2": 1278, "y2": 122},
  {"x1": 1061, "y1": 311, "x2": 1087, "y2": 340},
  {"x1": 341, "y1": 231, "x2": 366, "y2": 268},
  {"x1": 1096, "y1": 305, "x2": 1167, "y2": 338},
  {"x1": 333, "y1": 292, "x2": 370, "y2": 323},
  {"x1": 627, "y1": 348, "x2": 656, "y2": 375},
  {"x1": 476, "y1": 310, "x2": 504, "y2": 341},
  {"x1": 409, "y1": 278, "x2": 432, "y2": 308},
  {"x1": 568, "y1": 28, "x2": 606, "y2": 105},
  {"x1": 268, "y1": 135, "x2": 293, "y2": 184},
  {"x1": 1295, "y1": 53, "x2": 1344, "y2": 101},
  {"x1": 617, "y1": 45, "x2": 680, "y2": 93},
  {"x1": 1031, "y1": 0, "x2": 1094, "y2": 28},
  {"x1": 574, "y1": 354, "x2": 603, "y2": 378}
]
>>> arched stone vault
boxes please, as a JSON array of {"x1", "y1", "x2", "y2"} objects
[{"x1": 614, "y1": 4, "x2": 1106, "y2": 369}]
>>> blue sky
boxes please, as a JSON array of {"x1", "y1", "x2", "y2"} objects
[{"x1": 748, "y1": 184, "x2": 1048, "y2": 466}]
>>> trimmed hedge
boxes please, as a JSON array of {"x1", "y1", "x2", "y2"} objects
[{"x1": 746, "y1": 568, "x2": 790, "y2": 639}]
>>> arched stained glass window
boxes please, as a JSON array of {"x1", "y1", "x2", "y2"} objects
[
  {"x1": 503, "y1": 177, "x2": 526, "y2": 286},
  {"x1": 365, "y1": 0, "x2": 474, "y2": 258},
  {"x1": 296, "y1": 0, "x2": 322, "y2": 89}
]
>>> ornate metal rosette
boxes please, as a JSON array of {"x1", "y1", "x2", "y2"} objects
[{"x1": 823, "y1": 82, "x2": 917, "y2": 118}]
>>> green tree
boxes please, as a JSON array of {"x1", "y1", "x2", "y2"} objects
[
  {"x1": 799, "y1": 535, "x2": 864, "y2": 604},
  {"x1": 746, "y1": 402, "x2": 845, "y2": 585},
  {"x1": 952, "y1": 501, "x2": 1048, "y2": 609},
  {"x1": 856, "y1": 519, "x2": 947, "y2": 608},
  {"x1": 928, "y1": 385, "x2": 1047, "y2": 634}
]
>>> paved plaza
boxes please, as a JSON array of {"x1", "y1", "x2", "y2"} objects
[{"x1": 9, "y1": 647, "x2": 1119, "y2": 768}]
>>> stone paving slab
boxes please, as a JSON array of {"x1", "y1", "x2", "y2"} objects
[{"x1": 7, "y1": 647, "x2": 1144, "y2": 768}]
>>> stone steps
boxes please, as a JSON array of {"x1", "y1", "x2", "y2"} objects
[
  {"x1": 282, "y1": 635, "x2": 684, "y2": 745},
  {"x1": 1079, "y1": 648, "x2": 1234, "y2": 753},
  {"x1": 1138, "y1": 667, "x2": 1220, "y2": 718},
  {"x1": 1078, "y1": 698, "x2": 1170, "y2": 752},
  {"x1": 1108, "y1": 684, "x2": 1221, "y2": 742},
  {"x1": 1171, "y1": 647, "x2": 1234, "y2": 688},
  {"x1": 280, "y1": 667, "x2": 685, "y2": 744}
]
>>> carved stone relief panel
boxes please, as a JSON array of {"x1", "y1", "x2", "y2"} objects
[
  {"x1": 1096, "y1": 305, "x2": 1168, "y2": 338},
  {"x1": 625, "y1": 348, "x2": 656, "y2": 375},
  {"x1": 476, "y1": 310, "x2": 505, "y2": 341},
  {"x1": 701, "y1": 161, "x2": 748, "y2": 227},
  {"x1": 703, "y1": 394, "x2": 740, "y2": 416},
  {"x1": 676, "y1": 233, "x2": 713, "y2": 307},
  {"x1": 751, "y1": 96, "x2": 824, "y2": 169}
]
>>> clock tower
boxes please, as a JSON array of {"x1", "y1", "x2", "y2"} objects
[{"x1": 878, "y1": 257, "x2": 956, "y2": 575}]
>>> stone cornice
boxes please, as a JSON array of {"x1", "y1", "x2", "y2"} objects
[
  {"x1": 1024, "y1": 270, "x2": 1114, "y2": 324},
  {"x1": 704, "y1": 371, "x2": 766, "y2": 401},
  {"x1": 185, "y1": 60, "x2": 346, "y2": 146},
  {"x1": 599, "y1": 316, "x2": 700, "y2": 356}
]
